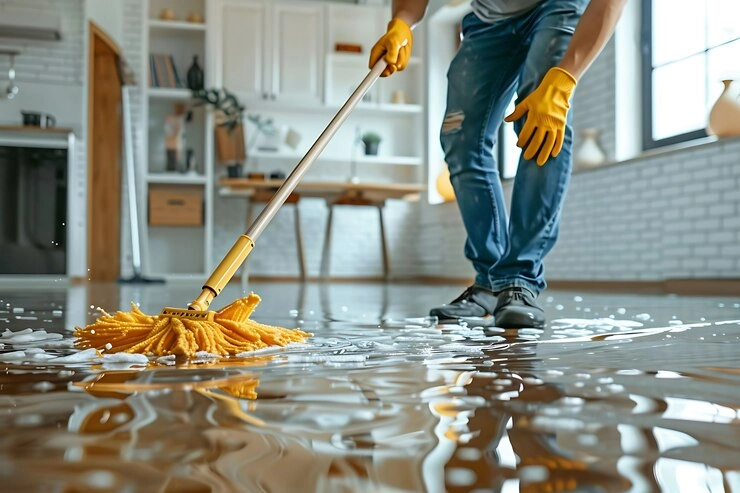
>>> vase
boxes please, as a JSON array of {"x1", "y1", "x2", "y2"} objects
[
  {"x1": 707, "y1": 80, "x2": 740, "y2": 138},
  {"x1": 435, "y1": 166, "x2": 455, "y2": 202},
  {"x1": 186, "y1": 55, "x2": 204, "y2": 91},
  {"x1": 573, "y1": 128, "x2": 607, "y2": 170}
]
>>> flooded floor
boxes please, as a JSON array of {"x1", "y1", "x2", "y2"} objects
[{"x1": 0, "y1": 280, "x2": 739, "y2": 492}]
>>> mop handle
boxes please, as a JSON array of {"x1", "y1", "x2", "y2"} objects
[{"x1": 189, "y1": 61, "x2": 386, "y2": 310}]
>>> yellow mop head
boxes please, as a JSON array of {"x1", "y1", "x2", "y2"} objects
[{"x1": 74, "y1": 292, "x2": 310, "y2": 357}]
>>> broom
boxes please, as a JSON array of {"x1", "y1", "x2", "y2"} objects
[{"x1": 75, "y1": 61, "x2": 387, "y2": 357}]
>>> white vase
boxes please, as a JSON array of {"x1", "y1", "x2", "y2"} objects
[
  {"x1": 574, "y1": 128, "x2": 607, "y2": 170},
  {"x1": 707, "y1": 80, "x2": 740, "y2": 138}
]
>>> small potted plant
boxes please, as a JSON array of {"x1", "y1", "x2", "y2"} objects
[{"x1": 361, "y1": 131, "x2": 382, "y2": 156}]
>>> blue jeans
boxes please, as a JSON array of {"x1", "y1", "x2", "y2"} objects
[{"x1": 440, "y1": 0, "x2": 587, "y2": 296}]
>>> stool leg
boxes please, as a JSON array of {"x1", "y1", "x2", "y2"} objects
[
  {"x1": 320, "y1": 204, "x2": 334, "y2": 280},
  {"x1": 293, "y1": 204, "x2": 306, "y2": 281},
  {"x1": 377, "y1": 203, "x2": 390, "y2": 281}
]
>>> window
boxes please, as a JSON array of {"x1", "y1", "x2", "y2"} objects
[{"x1": 642, "y1": 0, "x2": 740, "y2": 149}]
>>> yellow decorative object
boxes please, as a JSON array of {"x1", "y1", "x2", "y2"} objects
[
  {"x1": 186, "y1": 12, "x2": 204, "y2": 23},
  {"x1": 74, "y1": 292, "x2": 311, "y2": 357},
  {"x1": 159, "y1": 8, "x2": 176, "y2": 21},
  {"x1": 707, "y1": 80, "x2": 740, "y2": 138},
  {"x1": 435, "y1": 166, "x2": 455, "y2": 202}
]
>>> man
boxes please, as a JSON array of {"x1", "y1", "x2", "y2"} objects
[{"x1": 369, "y1": 0, "x2": 626, "y2": 328}]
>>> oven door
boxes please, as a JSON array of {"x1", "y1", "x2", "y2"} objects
[{"x1": 0, "y1": 145, "x2": 67, "y2": 274}]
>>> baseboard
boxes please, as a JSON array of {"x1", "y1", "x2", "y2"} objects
[
  {"x1": 237, "y1": 276, "x2": 740, "y2": 296},
  {"x1": 548, "y1": 278, "x2": 740, "y2": 296}
]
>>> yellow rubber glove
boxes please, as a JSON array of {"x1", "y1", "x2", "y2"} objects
[
  {"x1": 369, "y1": 18, "x2": 413, "y2": 77},
  {"x1": 504, "y1": 67, "x2": 577, "y2": 166}
]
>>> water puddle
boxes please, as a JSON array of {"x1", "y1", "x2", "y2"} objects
[{"x1": 0, "y1": 286, "x2": 739, "y2": 492}]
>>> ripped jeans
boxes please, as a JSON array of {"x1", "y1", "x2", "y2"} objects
[{"x1": 440, "y1": 0, "x2": 587, "y2": 296}]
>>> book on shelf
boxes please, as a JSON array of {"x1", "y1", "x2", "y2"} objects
[{"x1": 149, "y1": 54, "x2": 182, "y2": 89}]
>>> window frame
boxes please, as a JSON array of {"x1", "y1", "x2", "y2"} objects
[{"x1": 640, "y1": 0, "x2": 709, "y2": 151}]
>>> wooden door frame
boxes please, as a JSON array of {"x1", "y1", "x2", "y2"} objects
[{"x1": 87, "y1": 21, "x2": 122, "y2": 281}]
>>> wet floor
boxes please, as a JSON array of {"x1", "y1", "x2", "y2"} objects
[{"x1": 0, "y1": 280, "x2": 739, "y2": 492}]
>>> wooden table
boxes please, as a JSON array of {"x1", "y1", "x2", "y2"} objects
[{"x1": 218, "y1": 178, "x2": 426, "y2": 280}]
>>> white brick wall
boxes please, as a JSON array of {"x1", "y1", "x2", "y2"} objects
[{"x1": 0, "y1": 0, "x2": 84, "y2": 85}]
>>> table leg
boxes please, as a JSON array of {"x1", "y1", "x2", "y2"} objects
[
  {"x1": 294, "y1": 204, "x2": 306, "y2": 280},
  {"x1": 320, "y1": 204, "x2": 334, "y2": 280},
  {"x1": 377, "y1": 203, "x2": 390, "y2": 281}
]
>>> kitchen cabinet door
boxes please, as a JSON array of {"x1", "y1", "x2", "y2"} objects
[
  {"x1": 219, "y1": 0, "x2": 323, "y2": 107},
  {"x1": 268, "y1": 3, "x2": 323, "y2": 105},
  {"x1": 221, "y1": 0, "x2": 267, "y2": 103}
]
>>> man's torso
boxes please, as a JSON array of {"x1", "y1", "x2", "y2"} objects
[{"x1": 470, "y1": 0, "x2": 544, "y2": 23}]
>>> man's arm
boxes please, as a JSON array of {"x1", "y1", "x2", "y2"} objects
[
  {"x1": 504, "y1": 0, "x2": 628, "y2": 165},
  {"x1": 558, "y1": 0, "x2": 628, "y2": 79},
  {"x1": 369, "y1": 0, "x2": 429, "y2": 76},
  {"x1": 390, "y1": 0, "x2": 429, "y2": 27}
]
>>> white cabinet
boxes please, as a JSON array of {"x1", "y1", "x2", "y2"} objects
[
  {"x1": 218, "y1": 0, "x2": 323, "y2": 106},
  {"x1": 134, "y1": 0, "x2": 427, "y2": 280}
]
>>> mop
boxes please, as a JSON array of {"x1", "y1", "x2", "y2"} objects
[{"x1": 75, "y1": 61, "x2": 387, "y2": 357}]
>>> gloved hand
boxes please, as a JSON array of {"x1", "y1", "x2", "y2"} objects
[
  {"x1": 369, "y1": 18, "x2": 413, "y2": 77},
  {"x1": 504, "y1": 67, "x2": 577, "y2": 166}
]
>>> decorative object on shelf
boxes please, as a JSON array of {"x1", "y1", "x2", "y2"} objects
[
  {"x1": 164, "y1": 104, "x2": 187, "y2": 172},
  {"x1": 335, "y1": 43, "x2": 362, "y2": 53},
  {"x1": 707, "y1": 79, "x2": 740, "y2": 138},
  {"x1": 184, "y1": 148, "x2": 196, "y2": 174},
  {"x1": 391, "y1": 90, "x2": 407, "y2": 104},
  {"x1": 186, "y1": 11, "x2": 204, "y2": 23},
  {"x1": 435, "y1": 166, "x2": 455, "y2": 202},
  {"x1": 159, "y1": 8, "x2": 176, "y2": 20},
  {"x1": 191, "y1": 87, "x2": 246, "y2": 177},
  {"x1": 186, "y1": 55, "x2": 204, "y2": 91},
  {"x1": 247, "y1": 114, "x2": 279, "y2": 151},
  {"x1": 573, "y1": 127, "x2": 607, "y2": 170},
  {"x1": 361, "y1": 131, "x2": 382, "y2": 155}
]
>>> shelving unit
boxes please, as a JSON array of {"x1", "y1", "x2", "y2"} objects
[
  {"x1": 134, "y1": 0, "x2": 427, "y2": 280},
  {"x1": 140, "y1": 0, "x2": 213, "y2": 279}
]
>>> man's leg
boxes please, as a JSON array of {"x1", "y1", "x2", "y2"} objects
[
  {"x1": 430, "y1": 12, "x2": 527, "y2": 321},
  {"x1": 490, "y1": 0, "x2": 588, "y2": 327}
]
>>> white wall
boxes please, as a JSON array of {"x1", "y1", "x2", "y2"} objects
[{"x1": 0, "y1": 0, "x2": 85, "y2": 131}]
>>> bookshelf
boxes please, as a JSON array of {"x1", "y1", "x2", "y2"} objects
[{"x1": 141, "y1": 0, "x2": 213, "y2": 278}]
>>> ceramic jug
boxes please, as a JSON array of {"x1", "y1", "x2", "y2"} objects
[
  {"x1": 574, "y1": 128, "x2": 607, "y2": 170},
  {"x1": 707, "y1": 80, "x2": 740, "y2": 138}
]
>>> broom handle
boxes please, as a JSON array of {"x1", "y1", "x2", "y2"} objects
[{"x1": 190, "y1": 61, "x2": 386, "y2": 310}]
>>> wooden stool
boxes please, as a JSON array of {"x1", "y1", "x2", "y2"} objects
[{"x1": 320, "y1": 191, "x2": 389, "y2": 281}]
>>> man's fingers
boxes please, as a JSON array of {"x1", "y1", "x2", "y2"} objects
[
  {"x1": 537, "y1": 131, "x2": 557, "y2": 166},
  {"x1": 552, "y1": 129, "x2": 564, "y2": 158},
  {"x1": 504, "y1": 104, "x2": 526, "y2": 123},
  {"x1": 523, "y1": 128, "x2": 546, "y2": 162}
]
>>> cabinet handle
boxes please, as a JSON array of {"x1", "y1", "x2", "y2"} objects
[
  {"x1": 270, "y1": 94, "x2": 276, "y2": 100},
  {"x1": 262, "y1": 92, "x2": 268, "y2": 100}
]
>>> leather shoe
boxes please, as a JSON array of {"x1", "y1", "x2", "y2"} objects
[
  {"x1": 429, "y1": 285, "x2": 497, "y2": 322},
  {"x1": 493, "y1": 287, "x2": 546, "y2": 328}
]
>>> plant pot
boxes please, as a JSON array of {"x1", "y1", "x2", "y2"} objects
[
  {"x1": 363, "y1": 141, "x2": 379, "y2": 156},
  {"x1": 226, "y1": 164, "x2": 242, "y2": 178}
]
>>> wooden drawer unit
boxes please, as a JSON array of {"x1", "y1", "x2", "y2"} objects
[{"x1": 148, "y1": 185, "x2": 203, "y2": 226}]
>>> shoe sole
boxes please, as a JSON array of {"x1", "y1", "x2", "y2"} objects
[{"x1": 435, "y1": 315, "x2": 496, "y2": 327}]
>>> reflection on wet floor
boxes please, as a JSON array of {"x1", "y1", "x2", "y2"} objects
[{"x1": 0, "y1": 281, "x2": 739, "y2": 492}]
